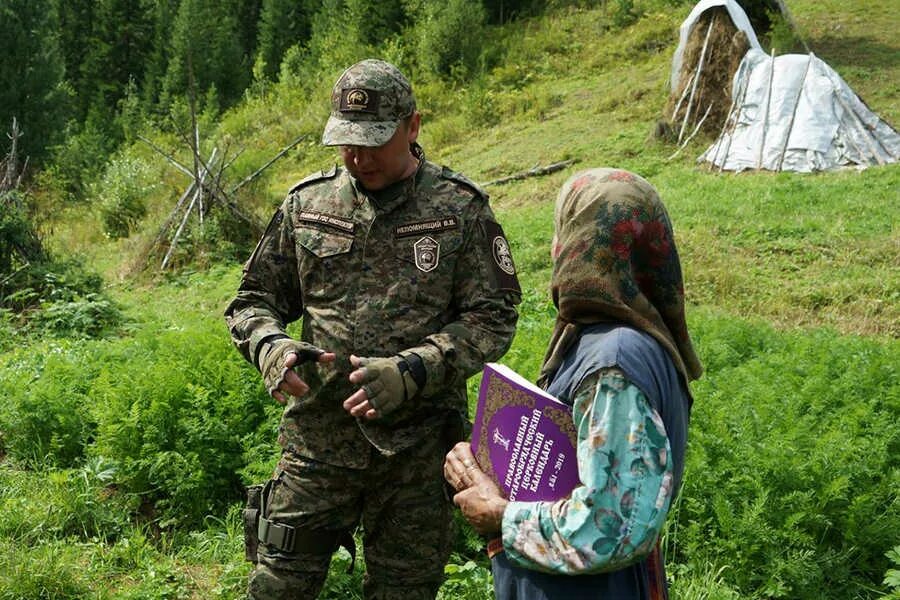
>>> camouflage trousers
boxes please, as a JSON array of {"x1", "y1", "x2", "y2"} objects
[{"x1": 248, "y1": 433, "x2": 454, "y2": 600}]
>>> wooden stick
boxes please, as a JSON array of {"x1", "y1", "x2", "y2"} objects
[
  {"x1": 228, "y1": 134, "x2": 307, "y2": 194},
  {"x1": 142, "y1": 181, "x2": 197, "y2": 262},
  {"x1": 670, "y1": 71, "x2": 695, "y2": 124},
  {"x1": 3, "y1": 117, "x2": 20, "y2": 190},
  {"x1": 138, "y1": 135, "x2": 195, "y2": 179},
  {"x1": 832, "y1": 86, "x2": 887, "y2": 166},
  {"x1": 162, "y1": 190, "x2": 200, "y2": 270},
  {"x1": 774, "y1": 0, "x2": 810, "y2": 53},
  {"x1": 198, "y1": 146, "x2": 219, "y2": 212},
  {"x1": 709, "y1": 70, "x2": 743, "y2": 169},
  {"x1": 717, "y1": 60, "x2": 754, "y2": 172},
  {"x1": 0, "y1": 262, "x2": 29, "y2": 287},
  {"x1": 186, "y1": 54, "x2": 204, "y2": 224},
  {"x1": 481, "y1": 160, "x2": 577, "y2": 187},
  {"x1": 678, "y1": 18, "x2": 714, "y2": 145},
  {"x1": 15, "y1": 156, "x2": 27, "y2": 190},
  {"x1": 757, "y1": 48, "x2": 777, "y2": 170},
  {"x1": 186, "y1": 146, "x2": 256, "y2": 227},
  {"x1": 162, "y1": 162, "x2": 214, "y2": 270},
  {"x1": 776, "y1": 53, "x2": 813, "y2": 171},
  {"x1": 668, "y1": 103, "x2": 714, "y2": 160},
  {"x1": 194, "y1": 125, "x2": 204, "y2": 224}
]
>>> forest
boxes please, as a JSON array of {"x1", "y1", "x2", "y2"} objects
[{"x1": 0, "y1": 0, "x2": 898, "y2": 598}]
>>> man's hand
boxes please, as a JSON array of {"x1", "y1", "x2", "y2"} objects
[
  {"x1": 259, "y1": 339, "x2": 335, "y2": 404},
  {"x1": 444, "y1": 442, "x2": 507, "y2": 536},
  {"x1": 343, "y1": 354, "x2": 420, "y2": 419}
]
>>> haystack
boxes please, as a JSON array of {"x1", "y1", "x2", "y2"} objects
[
  {"x1": 699, "y1": 49, "x2": 900, "y2": 172},
  {"x1": 659, "y1": 0, "x2": 762, "y2": 143}
]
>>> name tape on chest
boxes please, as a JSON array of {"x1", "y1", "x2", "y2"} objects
[
  {"x1": 297, "y1": 210, "x2": 355, "y2": 234},
  {"x1": 395, "y1": 216, "x2": 459, "y2": 238}
]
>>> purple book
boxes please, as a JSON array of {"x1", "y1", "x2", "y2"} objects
[{"x1": 471, "y1": 363, "x2": 580, "y2": 502}]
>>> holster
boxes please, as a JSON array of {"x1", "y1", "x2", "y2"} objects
[
  {"x1": 243, "y1": 484, "x2": 264, "y2": 563},
  {"x1": 442, "y1": 411, "x2": 470, "y2": 453},
  {"x1": 244, "y1": 478, "x2": 357, "y2": 573}
]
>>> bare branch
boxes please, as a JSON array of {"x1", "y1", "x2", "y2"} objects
[
  {"x1": 138, "y1": 135, "x2": 195, "y2": 179},
  {"x1": 756, "y1": 48, "x2": 778, "y2": 170},
  {"x1": 678, "y1": 18, "x2": 714, "y2": 145},
  {"x1": 228, "y1": 134, "x2": 306, "y2": 195},
  {"x1": 668, "y1": 103, "x2": 714, "y2": 160},
  {"x1": 481, "y1": 160, "x2": 577, "y2": 187}
]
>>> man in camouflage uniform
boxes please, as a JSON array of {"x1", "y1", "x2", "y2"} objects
[{"x1": 225, "y1": 59, "x2": 521, "y2": 599}]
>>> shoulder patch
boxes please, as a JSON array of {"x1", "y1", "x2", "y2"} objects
[
  {"x1": 288, "y1": 165, "x2": 339, "y2": 194},
  {"x1": 483, "y1": 220, "x2": 521, "y2": 295},
  {"x1": 440, "y1": 166, "x2": 488, "y2": 200}
]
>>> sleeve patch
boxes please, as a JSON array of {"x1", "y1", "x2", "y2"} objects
[{"x1": 484, "y1": 220, "x2": 521, "y2": 294}]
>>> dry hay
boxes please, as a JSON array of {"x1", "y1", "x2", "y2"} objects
[{"x1": 660, "y1": 7, "x2": 751, "y2": 141}]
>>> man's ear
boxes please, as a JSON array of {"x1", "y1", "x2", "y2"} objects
[{"x1": 406, "y1": 112, "x2": 421, "y2": 144}]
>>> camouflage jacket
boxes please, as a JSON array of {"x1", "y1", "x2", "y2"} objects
[{"x1": 225, "y1": 158, "x2": 521, "y2": 468}]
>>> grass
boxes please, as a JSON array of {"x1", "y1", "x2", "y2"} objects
[{"x1": 3, "y1": 0, "x2": 899, "y2": 598}]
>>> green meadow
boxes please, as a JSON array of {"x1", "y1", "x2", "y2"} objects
[{"x1": 1, "y1": 0, "x2": 898, "y2": 598}]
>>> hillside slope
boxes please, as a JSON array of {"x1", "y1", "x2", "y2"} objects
[
  {"x1": 47, "y1": 0, "x2": 896, "y2": 337},
  {"x1": 3, "y1": 2, "x2": 898, "y2": 599}
]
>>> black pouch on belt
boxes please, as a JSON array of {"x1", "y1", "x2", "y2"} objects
[{"x1": 243, "y1": 483, "x2": 264, "y2": 563}]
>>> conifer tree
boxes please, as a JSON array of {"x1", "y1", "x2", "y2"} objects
[
  {"x1": 231, "y1": 0, "x2": 263, "y2": 67},
  {"x1": 0, "y1": 0, "x2": 69, "y2": 162},
  {"x1": 255, "y1": 0, "x2": 315, "y2": 81},
  {"x1": 162, "y1": 0, "x2": 249, "y2": 109},
  {"x1": 480, "y1": 0, "x2": 543, "y2": 24},
  {"x1": 81, "y1": 0, "x2": 155, "y2": 116},
  {"x1": 143, "y1": 0, "x2": 181, "y2": 109},
  {"x1": 344, "y1": 0, "x2": 406, "y2": 49},
  {"x1": 54, "y1": 0, "x2": 96, "y2": 120}
]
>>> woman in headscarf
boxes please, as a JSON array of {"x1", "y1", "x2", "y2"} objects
[{"x1": 444, "y1": 168, "x2": 703, "y2": 599}]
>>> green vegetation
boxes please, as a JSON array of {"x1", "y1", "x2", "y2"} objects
[{"x1": 0, "y1": 0, "x2": 897, "y2": 598}]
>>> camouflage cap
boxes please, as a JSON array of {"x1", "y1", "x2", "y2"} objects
[{"x1": 322, "y1": 59, "x2": 416, "y2": 147}]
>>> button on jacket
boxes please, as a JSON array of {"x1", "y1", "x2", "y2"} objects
[{"x1": 226, "y1": 158, "x2": 521, "y2": 469}]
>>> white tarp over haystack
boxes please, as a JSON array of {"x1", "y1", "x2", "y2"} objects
[
  {"x1": 669, "y1": 0, "x2": 762, "y2": 92},
  {"x1": 701, "y1": 48, "x2": 900, "y2": 172}
]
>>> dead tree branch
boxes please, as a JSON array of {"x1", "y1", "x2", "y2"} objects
[
  {"x1": 481, "y1": 160, "x2": 577, "y2": 187},
  {"x1": 229, "y1": 134, "x2": 306, "y2": 195},
  {"x1": 2, "y1": 118, "x2": 25, "y2": 193}
]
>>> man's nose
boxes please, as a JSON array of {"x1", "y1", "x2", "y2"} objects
[{"x1": 350, "y1": 146, "x2": 374, "y2": 167}]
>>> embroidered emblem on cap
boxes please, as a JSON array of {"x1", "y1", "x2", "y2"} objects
[
  {"x1": 414, "y1": 236, "x2": 440, "y2": 272},
  {"x1": 492, "y1": 235, "x2": 516, "y2": 275},
  {"x1": 340, "y1": 88, "x2": 379, "y2": 114}
]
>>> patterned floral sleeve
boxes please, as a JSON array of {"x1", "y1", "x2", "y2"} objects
[{"x1": 500, "y1": 367, "x2": 675, "y2": 574}]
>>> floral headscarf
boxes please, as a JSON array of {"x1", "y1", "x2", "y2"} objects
[{"x1": 538, "y1": 168, "x2": 703, "y2": 389}]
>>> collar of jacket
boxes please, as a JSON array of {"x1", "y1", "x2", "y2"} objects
[{"x1": 354, "y1": 156, "x2": 425, "y2": 214}]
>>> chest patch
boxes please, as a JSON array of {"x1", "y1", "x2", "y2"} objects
[
  {"x1": 395, "y1": 216, "x2": 459, "y2": 238},
  {"x1": 413, "y1": 236, "x2": 440, "y2": 272},
  {"x1": 297, "y1": 210, "x2": 355, "y2": 234}
]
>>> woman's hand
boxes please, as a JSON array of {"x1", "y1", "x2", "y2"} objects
[{"x1": 444, "y1": 442, "x2": 508, "y2": 536}]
